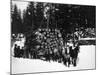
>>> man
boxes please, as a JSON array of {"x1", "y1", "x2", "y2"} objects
[
  {"x1": 62, "y1": 45, "x2": 70, "y2": 67},
  {"x1": 17, "y1": 46, "x2": 21, "y2": 58},
  {"x1": 66, "y1": 46, "x2": 71, "y2": 67},
  {"x1": 14, "y1": 44, "x2": 17, "y2": 57},
  {"x1": 69, "y1": 46, "x2": 74, "y2": 65},
  {"x1": 20, "y1": 47, "x2": 24, "y2": 58},
  {"x1": 73, "y1": 43, "x2": 80, "y2": 66}
]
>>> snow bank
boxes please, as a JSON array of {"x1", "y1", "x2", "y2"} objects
[{"x1": 11, "y1": 45, "x2": 96, "y2": 74}]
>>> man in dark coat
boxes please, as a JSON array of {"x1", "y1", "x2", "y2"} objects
[{"x1": 14, "y1": 44, "x2": 18, "y2": 57}]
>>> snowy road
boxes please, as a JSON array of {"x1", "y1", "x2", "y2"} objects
[{"x1": 11, "y1": 45, "x2": 96, "y2": 74}]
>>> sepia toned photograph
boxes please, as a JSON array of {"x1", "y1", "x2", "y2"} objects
[{"x1": 11, "y1": 0, "x2": 96, "y2": 74}]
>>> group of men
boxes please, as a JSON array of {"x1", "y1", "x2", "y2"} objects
[
  {"x1": 13, "y1": 28, "x2": 80, "y2": 67},
  {"x1": 62, "y1": 41, "x2": 80, "y2": 67},
  {"x1": 13, "y1": 40, "x2": 79, "y2": 67},
  {"x1": 14, "y1": 44, "x2": 24, "y2": 58}
]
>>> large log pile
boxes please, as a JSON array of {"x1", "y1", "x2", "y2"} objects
[{"x1": 34, "y1": 28, "x2": 64, "y2": 56}]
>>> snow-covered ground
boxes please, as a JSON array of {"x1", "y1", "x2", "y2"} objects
[
  {"x1": 79, "y1": 38, "x2": 96, "y2": 40},
  {"x1": 11, "y1": 45, "x2": 96, "y2": 74}
]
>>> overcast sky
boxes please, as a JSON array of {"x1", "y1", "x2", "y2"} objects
[{"x1": 12, "y1": 1, "x2": 28, "y2": 12}]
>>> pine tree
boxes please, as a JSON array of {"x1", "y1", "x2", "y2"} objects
[
  {"x1": 11, "y1": 4, "x2": 23, "y2": 33},
  {"x1": 23, "y1": 2, "x2": 36, "y2": 33},
  {"x1": 35, "y1": 2, "x2": 44, "y2": 28}
]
